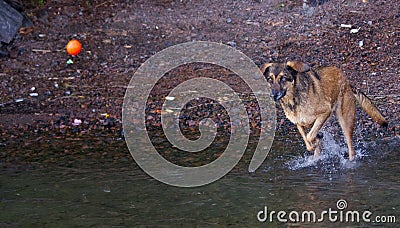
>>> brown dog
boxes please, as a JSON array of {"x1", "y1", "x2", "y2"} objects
[{"x1": 261, "y1": 61, "x2": 387, "y2": 160}]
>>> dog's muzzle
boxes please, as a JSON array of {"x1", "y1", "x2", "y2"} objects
[{"x1": 271, "y1": 89, "x2": 286, "y2": 101}]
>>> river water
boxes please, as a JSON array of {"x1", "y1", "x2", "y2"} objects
[{"x1": 1, "y1": 134, "x2": 399, "y2": 227}]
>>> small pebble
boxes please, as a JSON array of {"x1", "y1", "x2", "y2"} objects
[{"x1": 227, "y1": 41, "x2": 236, "y2": 47}]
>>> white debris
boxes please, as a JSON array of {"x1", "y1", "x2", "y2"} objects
[
  {"x1": 72, "y1": 119, "x2": 82, "y2": 126},
  {"x1": 340, "y1": 24, "x2": 352, "y2": 28},
  {"x1": 350, "y1": 27, "x2": 361, "y2": 34},
  {"x1": 165, "y1": 96, "x2": 175, "y2": 101}
]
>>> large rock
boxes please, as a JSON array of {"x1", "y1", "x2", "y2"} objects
[{"x1": 0, "y1": 0, "x2": 23, "y2": 44}]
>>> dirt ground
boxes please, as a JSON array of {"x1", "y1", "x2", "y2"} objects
[{"x1": 0, "y1": 0, "x2": 399, "y2": 163}]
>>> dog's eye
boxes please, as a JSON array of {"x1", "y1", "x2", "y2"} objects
[{"x1": 280, "y1": 76, "x2": 290, "y2": 82}]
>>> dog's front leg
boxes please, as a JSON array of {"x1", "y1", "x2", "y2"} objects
[
  {"x1": 296, "y1": 125, "x2": 314, "y2": 151},
  {"x1": 306, "y1": 113, "x2": 330, "y2": 159}
]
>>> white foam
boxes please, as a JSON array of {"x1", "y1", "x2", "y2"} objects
[{"x1": 285, "y1": 130, "x2": 366, "y2": 171}]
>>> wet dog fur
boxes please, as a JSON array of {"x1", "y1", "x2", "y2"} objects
[{"x1": 261, "y1": 61, "x2": 387, "y2": 160}]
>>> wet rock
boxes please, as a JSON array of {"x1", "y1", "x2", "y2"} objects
[
  {"x1": 0, "y1": 0, "x2": 23, "y2": 44},
  {"x1": 304, "y1": 0, "x2": 330, "y2": 7},
  {"x1": 0, "y1": 49, "x2": 8, "y2": 57}
]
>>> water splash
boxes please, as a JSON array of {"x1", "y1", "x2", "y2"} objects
[{"x1": 285, "y1": 130, "x2": 367, "y2": 171}]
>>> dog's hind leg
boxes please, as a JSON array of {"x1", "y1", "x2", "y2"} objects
[
  {"x1": 312, "y1": 133, "x2": 324, "y2": 159},
  {"x1": 336, "y1": 90, "x2": 356, "y2": 160}
]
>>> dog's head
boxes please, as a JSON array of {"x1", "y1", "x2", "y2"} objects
[{"x1": 260, "y1": 61, "x2": 310, "y2": 101}]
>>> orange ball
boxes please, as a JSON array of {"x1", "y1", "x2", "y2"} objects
[{"x1": 66, "y1": 39, "x2": 82, "y2": 56}]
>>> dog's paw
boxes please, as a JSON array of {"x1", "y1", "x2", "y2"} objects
[
  {"x1": 306, "y1": 135, "x2": 323, "y2": 152},
  {"x1": 305, "y1": 142, "x2": 315, "y2": 152}
]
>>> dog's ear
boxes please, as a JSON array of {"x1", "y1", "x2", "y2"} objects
[
  {"x1": 286, "y1": 61, "x2": 310, "y2": 73},
  {"x1": 260, "y1": 63, "x2": 273, "y2": 75}
]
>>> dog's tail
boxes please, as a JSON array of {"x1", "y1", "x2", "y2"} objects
[{"x1": 352, "y1": 87, "x2": 388, "y2": 127}]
